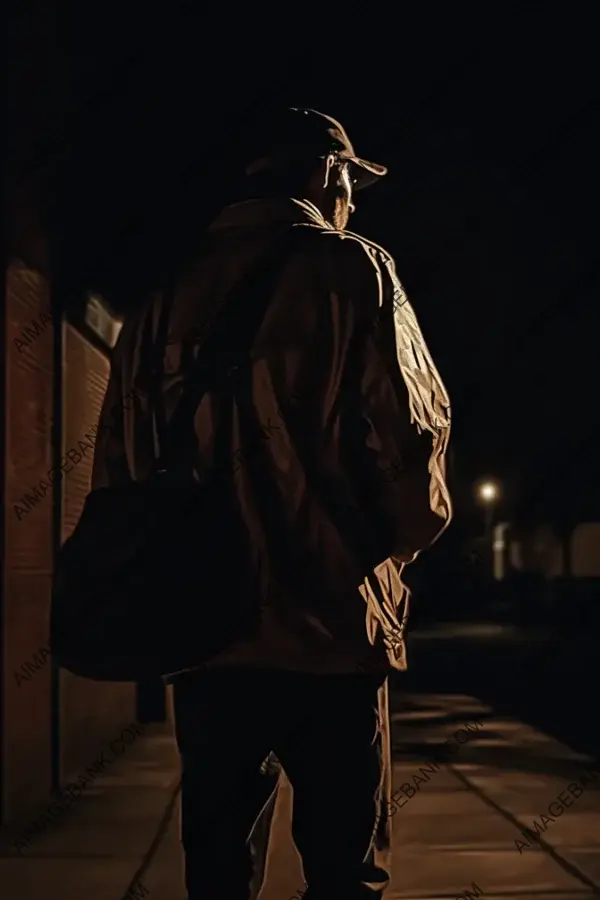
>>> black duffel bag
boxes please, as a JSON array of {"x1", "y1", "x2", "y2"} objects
[
  {"x1": 50, "y1": 473, "x2": 252, "y2": 680},
  {"x1": 51, "y1": 230, "x2": 296, "y2": 681}
]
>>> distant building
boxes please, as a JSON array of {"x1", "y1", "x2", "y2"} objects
[{"x1": 508, "y1": 449, "x2": 600, "y2": 580}]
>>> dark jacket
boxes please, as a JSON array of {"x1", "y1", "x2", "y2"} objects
[{"x1": 91, "y1": 197, "x2": 451, "y2": 674}]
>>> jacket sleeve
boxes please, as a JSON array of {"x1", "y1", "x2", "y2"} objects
[{"x1": 341, "y1": 245, "x2": 452, "y2": 563}]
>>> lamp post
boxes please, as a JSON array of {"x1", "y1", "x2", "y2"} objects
[{"x1": 476, "y1": 479, "x2": 500, "y2": 542}]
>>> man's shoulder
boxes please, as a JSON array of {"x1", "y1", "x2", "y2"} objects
[
  {"x1": 294, "y1": 226, "x2": 378, "y2": 287},
  {"x1": 323, "y1": 230, "x2": 382, "y2": 316}
]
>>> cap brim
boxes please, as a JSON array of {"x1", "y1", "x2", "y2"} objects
[{"x1": 349, "y1": 157, "x2": 388, "y2": 190}]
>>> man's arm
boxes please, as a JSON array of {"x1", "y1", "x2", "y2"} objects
[
  {"x1": 358, "y1": 312, "x2": 449, "y2": 560},
  {"x1": 341, "y1": 244, "x2": 452, "y2": 564}
]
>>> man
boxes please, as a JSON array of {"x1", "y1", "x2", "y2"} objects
[{"x1": 91, "y1": 107, "x2": 452, "y2": 900}]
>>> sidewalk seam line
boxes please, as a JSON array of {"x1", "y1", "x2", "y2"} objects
[
  {"x1": 117, "y1": 776, "x2": 181, "y2": 900},
  {"x1": 450, "y1": 765, "x2": 600, "y2": 895}
]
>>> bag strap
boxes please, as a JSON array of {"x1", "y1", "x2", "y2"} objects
[
  {"x1": 149, "y1": 279, "x2": 177, "y2": 461},
  {"x1": 151, "y1": 227, "x2": 299, "y2": 473}
]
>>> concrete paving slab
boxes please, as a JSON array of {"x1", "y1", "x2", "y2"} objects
[
  {"x1": 53, "y1": 786, "x2": 179, "y2": 825},
  {"x1": 88, "y1": 771, "x2": 176, "y2": 788},
  {"x1": 8, "y1": 823, "x2": 153, "y2": 859},
  {"x1": 469, "y1": 785, "x2": 600, "y2": 815},
  {"x1": 455, "y1": 766, "x2": 584, "y2": 792},
  {"x1": 0, "y1": 726, "x2": 180, "y2": 900},
  {"x1": 4, "y1": 783, "x2": 177, "y2": 859},
  {"x1": 529, "y1": 811, "x2": 600, "y2": 849},
  {"x1": 391, "y1": 763, "x2": 465, "y2": 791},
  {"x1": 0, "y1": 858, "x2": 137, "y2": 900},
  {"x1": 135, "y1": 806, "x2": 187, "y2": 900},
  {"x1": 455, "y1": 895, "x2": 588, "y2": 899},
  {"x1": 391, "y1": 811, "x2": 521, "y2": 850},
  {"x1": 562, "y1": 850, "x2": 600, "y2": 885},
  {"x1": 391, "y1": 789, "x2": 492, "y2": 817},
  {"x1": 385, "y1": 849, "x2": 587, "y2": 897}
]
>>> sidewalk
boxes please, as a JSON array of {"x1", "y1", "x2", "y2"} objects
[
  {"x1": 0, "y1": 722, "x2": 180, "y2": 900},
  {"x1": 407, "y1": 622, "x2": 540, "y2": 640},
  {"x1": 2, "y1": 692, "x2": 600, "y2": 899}
]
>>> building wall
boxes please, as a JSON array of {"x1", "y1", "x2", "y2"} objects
[
  {"x1": 3, "y1": 261, "x2": 54, "y2": 822},
  {"x1": 510, "y1": 522, "x2": 600, "y2": 579},
  {"x1": 521, "y1": 524, "x2": 564, "y2": 578},
  {"x1": 1, "y1": 267, "x2": 136, "y2": 824},
  {"x1": 571, "y1": 523, "x2": 600, "y2": 577},
  {"x1": 59, "y1": 323, "x2": 135, "y2": 781}
]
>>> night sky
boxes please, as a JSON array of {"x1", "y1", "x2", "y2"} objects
[{"x1": 9, "y1": 6, "x2": 600, "y2": 526}]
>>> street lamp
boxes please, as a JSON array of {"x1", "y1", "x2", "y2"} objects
[{"x1": 475, "y1": 479, "x2": 501, "y2": 541}]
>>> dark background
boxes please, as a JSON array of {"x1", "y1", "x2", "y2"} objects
[
  {"x1": 5, "y1": 0, "x2": 600, "y2": 805},
  {"x1": 7, "y1": 4, "x2": 600, "y2": 530}
]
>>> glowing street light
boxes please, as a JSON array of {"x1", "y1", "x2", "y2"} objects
[
  {"x1": 478, "y1": 481, "x2": 499, "y2": 504},
  {"x1": 475, "y1": 479, "x2": 501, "y2": 541}
]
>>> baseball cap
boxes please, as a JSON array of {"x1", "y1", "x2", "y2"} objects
[{"x1": 244, "y1": 106, "x2": 387, "y2": 190}]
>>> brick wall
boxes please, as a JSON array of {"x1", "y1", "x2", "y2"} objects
[
  {"x1": 3, "y1": 260, "x2": 54, "y2": 822},
  {"x1": 1, "y1": 277, "x2": 137, "y2": 823}
]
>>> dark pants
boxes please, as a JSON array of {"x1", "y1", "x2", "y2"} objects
[{"x1": 173, "y1": 667, "x2": 388, "y2": 900}]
